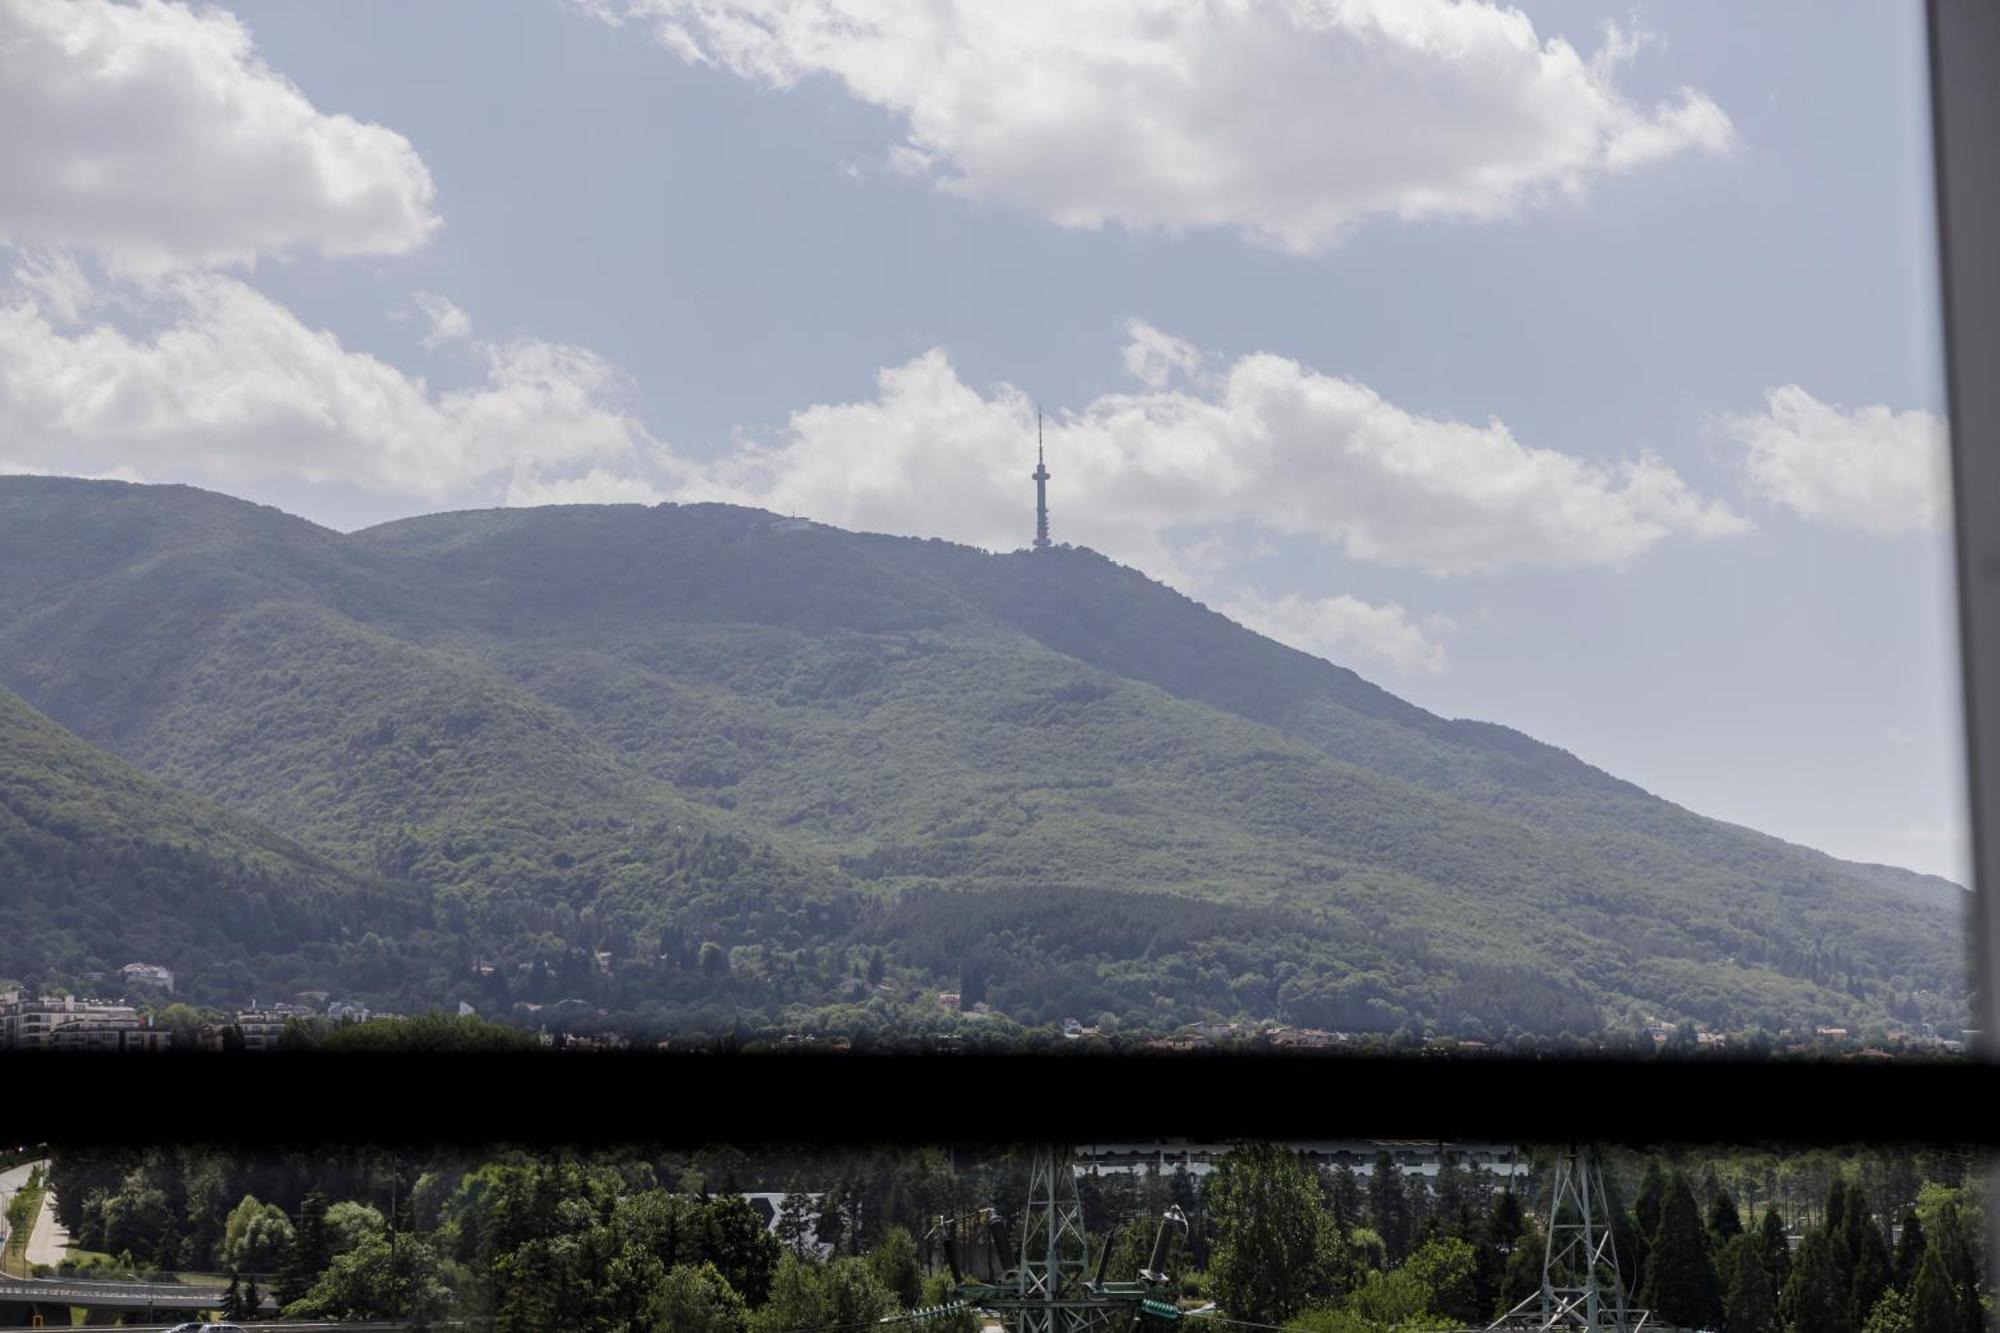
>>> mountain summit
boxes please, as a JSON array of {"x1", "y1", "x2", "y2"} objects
[{"x1": 0, "y1": 476, "x2": 1966, "y2": 1037}]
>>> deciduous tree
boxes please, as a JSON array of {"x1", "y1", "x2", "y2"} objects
[{"x1": 1209, "y1": 1144, "x2": 1343, "y2": 1326}]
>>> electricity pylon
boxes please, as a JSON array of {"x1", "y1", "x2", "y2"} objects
[
  {"x1": 927, "y1": 1146, "x2": 1183, "y2": 1330},
  {"x1": 1488, "y1": 1146, "x2": 1648, "y2": 1332}
]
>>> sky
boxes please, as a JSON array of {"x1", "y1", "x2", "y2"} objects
[{"x1": 0, "y1": 0, "x2": 1970, "y2": 882}]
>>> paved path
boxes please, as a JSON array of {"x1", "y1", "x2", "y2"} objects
[{"x1": 25, "y1": 1173, "x2": 67, "y2": 1267}]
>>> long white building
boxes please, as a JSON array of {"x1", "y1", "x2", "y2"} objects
[{"x1": 1074, "y1": 1140, "x2": 1525, "y2": 1182}]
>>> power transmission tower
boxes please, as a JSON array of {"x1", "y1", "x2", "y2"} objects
[
  {"x1": 1489, "y1": 1146, "x2": 1647, "y2": 1332},
  {"x1": 1013, "y1": 1146, "x2": 1107, "y2": 1332},
  {"x1": 931, "y1": 1146, "x2": 1182, "y2": 1330}
]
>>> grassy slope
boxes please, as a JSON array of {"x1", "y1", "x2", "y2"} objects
[{"x1": 0, "y1": 478, "x2": 1967, "y2": 1032}]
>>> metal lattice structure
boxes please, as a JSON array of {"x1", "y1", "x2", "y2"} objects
[
  {"x1": 932, "y1": 1146, "x2": 1184, "y2": 1331},
  {"x1": 1014, "y1": 1146, "x2": 1109, "y2": 1332},
  {"x1": 1031, "y1": 412, "x2": 1052, "y2": 550},
  {"x1": 1488, "y1": 1146, "x2": 1650, "y2": 1332}
]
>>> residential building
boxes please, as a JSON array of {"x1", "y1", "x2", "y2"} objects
[
  {"x1": 0, "y1": 994, "x2": 171, "y2": 1052},
  {"x1": 119, "y1": 962, "x2": 175, "y2": 993},
  {"x1": 230, "y1": 1004, "x2": 318, "y2": 1050}
]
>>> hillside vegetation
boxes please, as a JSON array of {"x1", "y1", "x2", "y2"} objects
[
  {"x1": 0, "y1": 682, "x2": 444, "y2": 1004},
  {"x1": 0, "y1": 477, "x2": 1968, "y2": 1037}
]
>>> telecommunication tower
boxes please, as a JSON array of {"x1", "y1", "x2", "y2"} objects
[{"x1": 1032, "y1": 410, "x2": 1052, "y2": 550}]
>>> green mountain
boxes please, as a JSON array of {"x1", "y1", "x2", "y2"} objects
[
  {"x1": 0, "y1": 476, "x2": 1968, "y2": 1036},
  {"x1": 0, "y1": 680, "x2": 439, "y2": 1004}
]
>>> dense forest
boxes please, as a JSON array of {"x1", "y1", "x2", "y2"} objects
[
  {"x1": 0, "y1": 684, "x2": 453, "y2": 1006},
  {"x1": 0, "y1": 477, "x2": 1971, "y2": 1040},
  {"x1": 33, "y1": 1142, "x2": 1992, "y2": 1332}
]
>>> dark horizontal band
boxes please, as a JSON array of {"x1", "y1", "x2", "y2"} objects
[{"x1": 7, "y1": 1051, "x2": 1992, "y2": 1148}]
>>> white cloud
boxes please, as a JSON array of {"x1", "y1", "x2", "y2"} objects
[
  {"x1": 11, "y1": 250, "x2": 95, "y2": 325},
  {"x1": 1225, "y1": 591, "x2": 1451, "y2": 676},
  {"x1": 666, "y1": 332, "x2": 1746, "y2": 578},
  {"x1": 409, "y1": 291, "x2": 473, "y2": 347},
  {"x1": 580, "y1": 0, "x2": 1733, "y2": 252},
  {"x1": 1720, "y1": 386, "x2": 1950, "y2": 536},
  {"x1": 1122, "y1": 319, "x2": 1203, "y2": 390},
  {"x1": 0, "y1": 457, "x2": 144, "y2": 483},
  {"x1": 503, "y1": 466, "x2": 676, "y2": 507},
  {"x1": 0, "y1": 0, "x2": 439, "y2": 274},
  {"x1": 0, "y1": 271, "x2": 653, "y2": 499}
]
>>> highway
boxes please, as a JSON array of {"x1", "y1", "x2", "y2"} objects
[
  {"x1": 36, "y1": 1325, "x2": 427, "y2": 1332},
  {"x1": 0, "y1": 1275, "x2": 225, "y2": 1308}
]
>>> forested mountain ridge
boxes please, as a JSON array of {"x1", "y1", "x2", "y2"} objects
[
  {"x1": 0, "y1": 476, "x2": 1968, "y2": 1036},
  {"x1": 0, "y1": 681, "x2": 442, "y2": 1004}
]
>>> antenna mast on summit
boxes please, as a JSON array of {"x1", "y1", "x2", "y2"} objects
[{"x1": 1032, "y1": 407, "x2": 1052, "y2": 551}]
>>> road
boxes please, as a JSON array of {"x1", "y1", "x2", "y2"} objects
[{"x1": 0, "y1": 1161, "x2": 72, "y2": 1269}]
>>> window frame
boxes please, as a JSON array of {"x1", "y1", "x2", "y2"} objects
[{"x1": 1927, "y1": 0, "x2": 2000, "y2": 1283}]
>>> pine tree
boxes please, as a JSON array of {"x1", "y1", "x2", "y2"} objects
[
  {"x1": 1474, "y1": 1191, "x2": 1525, "y2": 1318},
  {"x1": 241, "y1": 1275, "x2": 263, "y2": 1320},
  {"x1": 776, "y1": 1188, "x2": 816, "y2": 1257},
  {"x1": 1322, "y1": 1164, "x2": 1363, "y2": 1233},
  {"x1": 1404, "y1": 1173, "x2": 1436, "y2": 1248},
  {"x1": 1697, "y1": 1163, "x2": 1722, "y2": 1215},
  {"x1": 1910, "y1": 1243, "x2": 1964, "y2": 1333},
  {"x1": 1708, "y1": 1190, "x2": 1743, "y2": 1248},
  {"x1": 1638, "y1": 1170, "x2": 1719, "y2": 1330},
  {"x1": 1760, "y1": 1207, "x2": 1792, "y2": 1299},
  {"x1": 1723, "y1": 1235, "x2": 1778, "y2": 1333},
  {"x1": 278, "y1": 1189, "x2": 332, "y2": 1306},
  {"x1": 814, "y1": 1183, "x2": 848, "y2": 1258},
  {"x1": 1430, "y1": 1159, "x2": 1475, "y2": 1241},
  {"x1": 1495, "y1": 1226, "x2": 1544, "y2": 1318},
  {"x1": 1601, "y1": 1167, "x2": 1645, "y2": 1301},
  {"x1": 1931, "y1": 1202, "x2": 1985, "y2": 1333},
  {"x1": 1780, "y1": 1230, "x2": 1852, "y2": 1333},
  {"x1": 1891, "y1": 1209, "x2": 1924, "y2": 1290},
  {"x1": 1826, "y1": 1177, "x2": 1852, "y2": 1240},
  {"x1": 1367, "y1": 1153, "x2": 1411, "y2": 1265},
  {"x1": 221, "y1": 1274, "x2": 243, "y2": 1321},
  {"x1": 1838, "y1": 1189, "x2": 1893, "y2": 1331},
  {"x1": 1631, "y1": 1158, "x2": 1666, "y2": 1293},
  {"x1": 152, "y1": 1212, "x2": 185, "y2": 1273}
]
